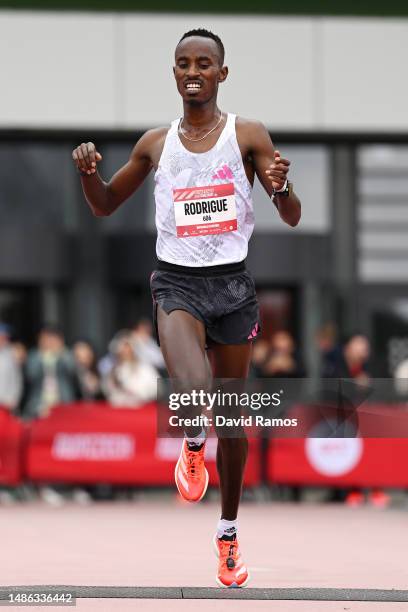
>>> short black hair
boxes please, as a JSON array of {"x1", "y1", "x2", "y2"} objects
[{"x1": 178, "y1": 28, "x2": 225, "y2": 65}]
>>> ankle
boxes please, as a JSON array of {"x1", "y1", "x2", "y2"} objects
[
  {"x1": 185, "y1": 427, "x2": 206, "y2": 450},
  {"x1": 217, "y1": 517, "x2": 238, "y2": 539}
]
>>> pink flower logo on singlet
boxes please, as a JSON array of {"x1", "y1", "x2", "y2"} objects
[
  {"x1": 247, "y1": 323, "x2": 259, "y2": 340},
  {"x1": 212, "y1": 164, "x2": 234, "y2": 181}
]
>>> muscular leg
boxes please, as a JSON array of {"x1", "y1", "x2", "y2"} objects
[
  {"x1": 209, "y1": 344, "x2": 252, "y2": 520},
  {"x1": 157, "y1": 306, "x2": 211, "y2": 437},
  {"x1": 158, "y1": 306, "x2": 251, "y2": 517}
]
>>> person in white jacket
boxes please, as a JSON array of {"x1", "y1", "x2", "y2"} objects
[
  {"x1": 0, "y1": 323, "x2": 22, "y2": 411},
  {"x1": 103, "y1": 331, "x2": 158, "y2": 407},
  {"x1": 0, "y1": 323, "x2": 23, "y2": 505}
]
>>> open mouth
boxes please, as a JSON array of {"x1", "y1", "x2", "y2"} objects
[{"x1": 185, "y1": 82, "x2": 202, "y2": 93}]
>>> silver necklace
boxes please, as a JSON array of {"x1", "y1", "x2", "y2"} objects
[{"x1": 178, "y1": 112, "x2": 223, "y2": 142}]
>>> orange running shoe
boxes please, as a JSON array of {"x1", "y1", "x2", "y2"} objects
[
  {"x1": 213, "y1": 535, "x2": 250, "y2": 588},
  {"x1": 174, "y1": 440, "x2": 209, "y2": 502}
]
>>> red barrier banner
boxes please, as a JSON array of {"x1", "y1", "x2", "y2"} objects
[
  {"x1": 284, "y1": 402, "x2": 408, "y2": 438},
  {"x1": 26, "y1": 402, "x2": 260, "y2": 486},
  {"x1": 0, "y1": 407, "x2": 25, "y2": 485},
  {"x1": 268, "y1": 437, "x2": 408, "y2": 487},
  {"x1": 265, "y1": 402, "x2": 408, "y2": 487}
]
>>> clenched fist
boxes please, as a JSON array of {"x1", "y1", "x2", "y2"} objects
[
  {"x1": 265, "y1": 150, "x2": 290, "y2": 192},
  {"x1": 72, "y1": 142, "x2": 102, "y2": 175}
]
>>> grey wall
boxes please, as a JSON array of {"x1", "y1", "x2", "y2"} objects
[{"x1": 1, "y1": 12, "x2": 407, "y2": 132}]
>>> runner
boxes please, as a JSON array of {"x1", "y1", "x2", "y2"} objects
[{"x1": 72, "y1": 28, "x2": 301, "y2": 588}]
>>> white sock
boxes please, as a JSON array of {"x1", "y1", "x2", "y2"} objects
[
  {"x1": 217, "y1": 518, "x2": 238, "y2": 539},
  {"x1": 185, "y1": 428, "x2": 206, "y2": 447}
]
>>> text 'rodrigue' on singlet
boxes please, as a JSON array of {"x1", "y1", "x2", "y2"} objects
[{"x1": 154, "y1": 113, "x2": 255, "y2": 268}]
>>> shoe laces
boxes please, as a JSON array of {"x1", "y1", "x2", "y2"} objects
[
  {"x1": 218, "y1": 538, "x2": 238, "y2": 569},
  {"x1": 185, "y1": 447, "x2": 204, "y2": 482}
]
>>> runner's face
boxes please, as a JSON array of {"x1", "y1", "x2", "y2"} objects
[{"x1": 174, "y1": 37, "x2": 227, "y2": 104}]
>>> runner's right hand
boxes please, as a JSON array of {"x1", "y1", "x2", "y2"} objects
[{"x1": 72, "y1": 142, "x2": 103, "y2": 175}]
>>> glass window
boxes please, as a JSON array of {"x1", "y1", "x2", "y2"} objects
[
  {"x1": 253, "y1": 145, "x2": 330, "y2": 234},
  {"x1": 0, "y1": 142, "x2": 78, "y2": 229},
  {"x1": 358, "y1": 145, "x2": 408, "y2": 282}
]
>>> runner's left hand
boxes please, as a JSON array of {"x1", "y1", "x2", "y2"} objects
[{"x1": 265, "y1": 150, "x2": 291, "y2": 191}]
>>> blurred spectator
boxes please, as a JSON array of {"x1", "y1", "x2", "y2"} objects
[
  {"x1": 130, "y1": 318, "x2": 165, "y2": 372},
  {"x1": 103, "y1": 332, "x2": 158, "y2": 407},
  {"x1": 97, "y1": 329, "x2": 128, "y2": 379},
  {"x1": 11, "y1": 341, "x2": 28, "y2": 367},
  {"x1": 394, "y1": 358, "x2": 408, "y2": 396},
  {"x1": 323, "y1": 333, "x2": 372, "y2": 387},
  {"x1": 23, "y1": 325, "x2": 80, "y2": 419},
  {"x1": 11, "y1": 341, "x2": 29, "y2": 418},
  {"x1": 250, "y1": 339, "x2": 270, "y2": 377},
  {"x1": 261, "y1": 331, "x2": 304, "y2": 378},
  {"x1": 254, "y1": 332, "x2": 304, "y2": 502},
  {"x1": 0, "y1": 323, "x2": 22, "y2": 411},
  {"x1": 326, "y1": 333, "x2": 389, "y2": 508},
  {"x1": 72, "y1": 340, "x2": 103, "y2": 400},
  {"x1": 341, "y1": 334, "x2": 371, "y2": 385},
  {"x1": 0, "y1": 324, "x2": 23, "y2": 505},
  {"x1": 324, "y1": 334, "x2": 372, "y2": 415},
  {"x1": 316, "y1": 323, "x2": 342, "y2": 378}
]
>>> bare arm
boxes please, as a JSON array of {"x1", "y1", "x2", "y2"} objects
[
  {"x1": 243, "y1": 120, "x2": 301, "y2": 227},
  {"x1": 72, "y1": 128, "x2": 167, "y2": 217}
]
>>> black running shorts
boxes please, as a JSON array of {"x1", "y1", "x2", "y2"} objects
[{"x1": 150, "y1": 259, "x2": 260, "y2": 346}]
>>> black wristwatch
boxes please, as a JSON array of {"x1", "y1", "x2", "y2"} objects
[{"x1": 272, "y1": 180, "x2": 292, "y2": 198}]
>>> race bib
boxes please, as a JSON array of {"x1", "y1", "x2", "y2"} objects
[{"x1": 173, "y1": 183, "x2": 237, "y2": 237}]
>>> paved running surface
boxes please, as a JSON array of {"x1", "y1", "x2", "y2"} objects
[
  {"x1": 0, "y1": 498, "x2": 406, "y2": 611},
  {"x1": 1, "y1": 586, "x2": 408, "y2": 600}
]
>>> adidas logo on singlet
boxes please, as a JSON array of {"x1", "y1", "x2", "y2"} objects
[{"x1": 212, "y1": 164, "x2": 234, "y2": 181}]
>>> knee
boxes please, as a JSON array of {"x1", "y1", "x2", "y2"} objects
[
  {"x1": 171, "y1": 371, "x2": 212, "y2": 396},
  {"x1": 168, "y1": 372, "x2": 212, "y2": 419}
]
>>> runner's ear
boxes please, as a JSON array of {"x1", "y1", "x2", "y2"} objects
[{"x1": 218, "y1": 66, "x2": 228, "y2": 83}]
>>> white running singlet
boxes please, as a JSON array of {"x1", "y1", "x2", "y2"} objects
[{"x1": 154, "y1": 113, "x2": 255, "y2": 267}]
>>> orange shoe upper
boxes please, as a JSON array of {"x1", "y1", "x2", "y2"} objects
[
  {"x1": 215, "y1": 537, "x2": 249, "y2": 587},
  {"x1": 175, "y1": 440, "x2": 208, "y2": 502}
]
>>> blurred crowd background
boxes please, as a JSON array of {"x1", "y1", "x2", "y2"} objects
[
  {"x1": 0, "y1": 319, "x2": 164, "y2": 418},
  {"x1": 0, "y1": 318, "x2": 391, "y2": 420},
  {"x1": 3, "y1": 313, "x2": 408, "y2": 421},
  {"x1": 0, "y1": 317, "x2": 405, "y2": 509}
]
